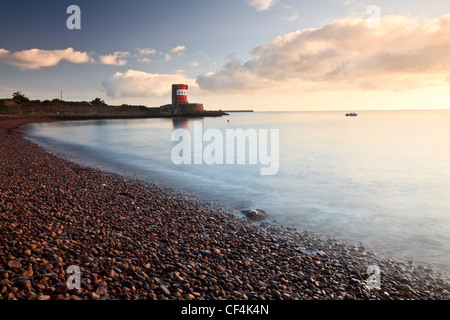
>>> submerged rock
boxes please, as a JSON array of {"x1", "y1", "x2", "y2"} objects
[{"x1": 242, "y1": 209, "x2": 269, "y2": 221}]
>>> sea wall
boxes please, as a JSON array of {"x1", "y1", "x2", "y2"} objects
[{"x1": 178, "y1": 103, "x2": 204, "y2": 114}]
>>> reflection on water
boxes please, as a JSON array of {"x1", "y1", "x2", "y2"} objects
[
  {"x1": 172, "y1": 118, "x2": 190, "y2": 129},
  {"x1": 27, "y1": 110, "x2": 450, "y2": 272}
]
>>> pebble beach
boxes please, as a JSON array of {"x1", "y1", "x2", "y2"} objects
[{"x1": 0, "y1": 116, "x2": 449, "y2": 301}]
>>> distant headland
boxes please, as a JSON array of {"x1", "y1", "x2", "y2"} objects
[
  {"x1": 0, "y1": 87, "x2": 228, "y2": 120},
  {"x1": 222, "y1": 110, "x2": 254, "y2": 113}
]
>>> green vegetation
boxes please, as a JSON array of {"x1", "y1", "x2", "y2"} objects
[
  {"x1": 91, "y1": 98, "x2": 107, "y2": 106},
  {"x1": 0, "y1": 100, "x2": 10, "y2": 114},
  {"x1": 1, "y1": 92, "x2": 150, "y2": 111},
  {"x1": 12, "y1": 91, "x2": 30, "y2": 104},
  {"x1": 1, "y1": 91, "x2": 109, "y2": 107}
]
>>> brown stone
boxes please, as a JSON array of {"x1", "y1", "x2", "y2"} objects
[
  {"x1": 43, "y1": 263, "x2": 53, "y2": 270},
  {"x1": 96, "y1": 286, "x2": 107, "y2": 296},
  {"x1": 56, "y1": 284, "x2": 68, "y2": 295},
  {"x1": 7, "y1": 260, "x2": 22, "y2": 269},
  {"x1": 159, "y1": 285, "x2": 171, "y2": 296},
  {"x1": 22, "y1": 269, "x2": 34, "y2": 278},
  {"x1": 36, "y1": 284, "x2": 46, "y2": 290}
]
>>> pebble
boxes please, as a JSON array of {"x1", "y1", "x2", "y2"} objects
[
  {"x1": 159, "y1": 285, "x2": 171, "y2": 296},
  {"x1": 22, "y1": 270, "x2": 34, "y2": 278},
  {"x1": 7, "y1": 260, "x2": 22, "y2": 270}
]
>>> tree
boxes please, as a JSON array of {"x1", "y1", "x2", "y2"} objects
[
  {"x1": 91, "y1": 98, "x2": 107, "y2": 106},
  {"x1": 12, "y1": 91, "x2": 30, "y2": 103}
]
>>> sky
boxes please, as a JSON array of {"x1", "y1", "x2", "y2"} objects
[{"x1": 0, "y1": 0, "x2": 449, "y2": 111}]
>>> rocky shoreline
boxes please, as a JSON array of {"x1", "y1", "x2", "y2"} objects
[{"x1": 0, "y1": 117, "x2": 449, "y2": 300}]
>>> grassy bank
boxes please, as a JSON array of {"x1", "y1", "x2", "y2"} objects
[{"x1": 0, "y1": 100, "x2": 10, "y2": 114}]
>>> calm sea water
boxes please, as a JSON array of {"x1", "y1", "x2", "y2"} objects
[{"x1": 27, "y1": 111, "x2": 450, "y2": 272}]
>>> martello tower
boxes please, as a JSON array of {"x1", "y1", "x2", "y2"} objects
[
  {"x1": 161, "y1": 84, "x2": 204, "y2": 115},
  {"x1": 172, "y1": 84, "x2": 189, "y2": 113}
]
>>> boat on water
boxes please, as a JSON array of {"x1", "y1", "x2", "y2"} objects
[{"x1": 346, "y1": 113, "x2": 358, "y2": 117}]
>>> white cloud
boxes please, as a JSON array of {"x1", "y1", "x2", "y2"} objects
[
  {"x1": 135, "y1": 48, "x2": 156, "y2": 63},
  {"x1": 138, "y1": 48, "x2": 157, "y2": 56},
  {"x1": 99, "y1": 51, "x2": 130, "y2": 66},
  {"x1": 189, "y1": 61, "x2": 199, "y2": 67},
  {"x1": 0, "y1": 47, "x2": 93, "y2": 70},
  {"x1": 171, "y1": 46, "x2": 186, "y2": 53},
  {"x1": 164, "y1": 53, "x2": 173, "y2": 61},
  {"x1": 138, "y1": 57, "x2": 151, "y2": 63},
  {"x1": 248, "y1": 0, "x2": 279, "y2": 12},
  {"x1": 197, "y1": 14, "x2": 450, "y2": 92},
  {"x1": 0, "y1": 49, "x2": 9, "y2": 57},
  {"x1": 101, "y1": 69, "x2": 196, "y2": 98}
]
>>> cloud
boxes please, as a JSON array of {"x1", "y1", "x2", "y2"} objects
[
  {"x1": 0, "y1": 49, "x2": 9, "y2": 57},
  {"x1": 138, "y1": 48, "x2": 157, "y2": 56},
  {"x1": 134, "y1": 46, "x2": 186, "y2": 63},
  {"x1": 163, "y1": 45, "x2": 187, "y2": 61},
  {"x1": 248, "y1": 0, "x2": 279, "y2": 12},
  {"x1": 99, "y1": 51, "x2": 130, "y2": 66},
  {"x1": 171, "y1": 46, "x2": 186, "y2": 54},
  {"x1": 189, "y1": 61, "x2": 199, "y2": 67},
  {"x1": 282, "y1": 12, "x2": 299, "y2": 21},
  {"x1": 101, "y1": 69, "x2": 196, "y2": 98},
  {"x1": 280, "y1": 5, "x2": 299, "y2": 21},
  {"x1": 135, "y1": 48, "x2": 156, "y2": 63},
  {"x1": 197, "y1": 14, "x2": 450, "y2": 92},
  {"x1": 164, "y1": 53, "x2": 173, "y2": 61},
  {"x1": 137, "y1": 57, "x2": 151, "y2": 63},
  {"x1": 0, "y1": 47, "x2": 93, "y2": 70},
  {"x1": 197, "y1": 53, "x2": 273, "y2": 91}
]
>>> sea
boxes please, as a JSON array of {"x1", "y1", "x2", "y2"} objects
[{"x1": 26, "y1": 110, "x2": 450, "y2": 273}]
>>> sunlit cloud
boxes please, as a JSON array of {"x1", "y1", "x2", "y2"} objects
[
  {"x1": 0, "y1": 47, "x2": 93, "y2": 70},
  {"x1": 197, "y1": 14, "x2": 450, "y2": 92},
  {"x1": 101, "y1": 69, "x2": 196, "y2": 98},
  {"x1": 138, "y1": 48, "x2": 157, "y2": 56},
  {"x1": 99, "y1": 51, "x2": 130, "y2": 66},
  {"x1": 137, "y1": 57, "x2": 151, "y2": 63},
  {"x1": 171, "y1": 46, "x2": 186, "y2": 54},
  {"x1": 164, "y1": 53, "x2": 173, "y2": 61}
]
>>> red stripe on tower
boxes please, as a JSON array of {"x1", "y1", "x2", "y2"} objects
[
  {"x1": 176, "y1": 84, "x2": 188, "y2": 103},
  {"x1": 175, "y1": 84, "x2": 188, "y2": 90}
]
